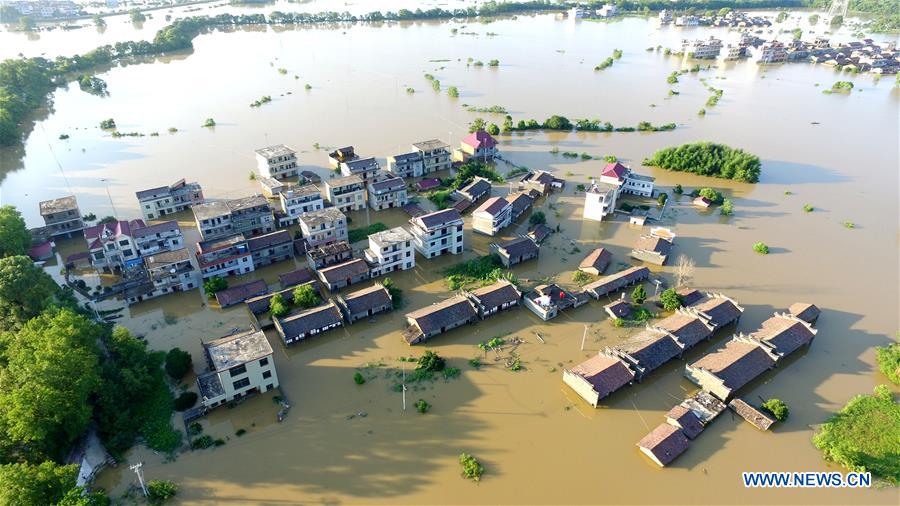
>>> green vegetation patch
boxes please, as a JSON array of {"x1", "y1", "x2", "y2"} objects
[
  {"x1": 643, "y1": 142, "x2": 761, "y2": 183},
  {"x1": 348, "y1": 222, "x2": 389, "y2": 243}
]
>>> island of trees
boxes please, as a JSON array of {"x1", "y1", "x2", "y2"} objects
[{"x1": 643, "y1": 142, "x2": 762, "y2": 183}]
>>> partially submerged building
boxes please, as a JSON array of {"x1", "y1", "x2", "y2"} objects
[
  {"x1": 463, "y1": 279, "x2": 522, "y2": 319},
  {"x1": 196, "y1": 234, "x2": 253, "y2": 279},
  {"x1": 411, "y1": 139, "x2": 452, "y2": 174},
  {"x1": 275, "y1": 301, "x2": 344, "y2": 345},
  {"x1": 578, "y1": 247, "x2": 612, "y2": 275},
  {"x1": 507, "y1": 192, "x2": 535, "y2": 222},
  {"x1": 192, "y1": 195, "x2": 274, "y2": 241},
  {"x1": 493, "y1": 236, "x2": 539, "y2": 268},
  {"x1": 728, "y1": 398, "x2": 776, "y2": 431},
  {"x1": 367, "y1": 176, "x2": 408, "y2": 211},
  {"x1": 39, "y1": 195, "x2": 85, "y2": 238},
  {"x1": 279, "y1": 184, "x2": 324, "y2": 221},
  {"x1": 582, "y1": 266, "x2": 650, "y2": 299},
  {"x1": 409, "y1": 208, "x2": 464, "y2": 258},
  {"x1": 255, "y1": 144, "x2": 298, "y2": 180},
  {"x1": 630, "y1": 227, "x2": 675, "y2": 265},
  {"x1": 519, "y1": 170, "x2": 563, "y2": 195},
  {"x1": 323, "y1": 175, "x2": 366, "y2": 212},
  {"x1": 637, "y1": 423, "x2": 690, "y2": 467},
  {"x1": 84, "y1": 219, "x2": 145, "y2": 272},
  {"x1": 335, "y1": 283, "x2": 393, "y2": 323},
  {"x1": 402, "y1": 295, "x2": 478, "y2": 344},
  {"x1": 456, "y1": 130, "x2": 498, "y2": 162},
  {"x1": 125, "y1": 248, "x2": 200, "y2": 304},
  {"x1": 248, "y1": 230, "x2": 294, "y2": 268},
  {"x1": 684, "y1": 336, "x2": 779, "y2": 401},
  {"x1": 386, "y1": 151, "x2": 425, "y2": 178},
  {"x1": 365, "y1": 226, "x2": 415, "y2": 277},
  {"x1": 523, "y1": 283, "x2": 588, "y2": 321},
  {"x1": 340, "y1": 157, "x2": 381, "y2": 183},
  {"x1": 214, "y1": 279, "x2": 267, "y2": 308},
  {"x1": 135, "y1": 179, "x2": 204, "y2": 220},
  {"x1": 457, "y1": 176, "x2": 493, "y2": 203},
  {"x1": 197, "y1": 329, "x2": 279, "y2": 410},
  {"x1": 132, "y1": 220, "x2": 184, "y2": 256},
  {"x1": 298, "y1": 207, "x2": 348, "y2": 248},
  {"x1": 306, "y1": 241, "x2": 353, "y2": 271},
  {"x1": 316, "y1": 258, "x2": 371, "y2": 291},
  {"x1": 563, "y1": 352, "x2": 635, "y2": 407},
  {"x1": 472, "y1": 196, "x2": 512, "y2": 236}
]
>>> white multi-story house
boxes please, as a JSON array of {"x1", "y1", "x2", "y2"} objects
[
  {"x1": 38, "y1": 195, "x2": 84, "y2": 238},
  {"x1": 195, "y1": 234, "x2": 254, "y2": 279},
  {"x1": 583, "y1": 181, "x2": 620, "y2": 223},
  {"x1": 758, "y1": 42, "x2": 788, "y2": 64},
  {"x1": 472, "y1": 196, "x2": 512, "y2": 236},
  {"x1": 125, "y1": 248, "x2": 201, "y2": 304},
  {"x1": 340, "y1": 157, "x2": 381, "y2": 183},
  {"x1": 255, "y1": 144, "x2": 298, "y2": 180},
  {"x1": 193, "y1": 195, "x2": 274, "y2": 241},
  {"x1": 659, "y1": 9, "x2": 673, "y2": 24},
  {"x1": 367, "y1": 176, "x2": 408, "y2": 210},
  {"x1": 197, "y1": 329, "x2": 279, "y2": 410},
  {"x1": 411, "y1": 139, "x2": 452, "y2": 174},
  {"x1": 279, "y1": 184, "x2": 324, "y2": 219},
  {"x1": 684, "y1": 36, "x2": 723, "y2": 59},
  {"x1": 298, "y1": 207, "x2": 348, "y2": 248},
  {"x1": 323, "y1": 175, "x2": 367, "y2": 212},
  {"x1": 597, "y1": 3, "x2": 617, "y2": 18},
  {"x1": 135, "y1": 179, "x2": 204, "y2": 220},
  {"x1": 598, "y1": 162, "x2": 655, "y2": 197},
  {"x1": 456, "y1": 130, "x2": 499, "y2": 162},
  {"x1": 365, "y1": 226, "x2": 415, "y2": 277},
  {"x1": 132, "y1": 220, "x2": 185, "y2": 256},
  {"x1": 386, "y1": 151, "x2": 424, "y2": 178},
  {"x1": 409, "y1": 209, "x2": 464, "y2": 258},
  {"x1": 84, "y1": 219, "x2": 145, "y2": 272},
  {"x1": 675, "y1": 15, "x2": 699, "y2": 26}
]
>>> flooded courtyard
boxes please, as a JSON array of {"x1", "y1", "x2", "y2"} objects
[{"x1": 1, "y1": 5, "x2": 898, "y2": 505}]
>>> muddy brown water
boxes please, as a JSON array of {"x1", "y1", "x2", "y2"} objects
[{"x1": 1, "y1": 8, "x2": 898, "y2": 505}]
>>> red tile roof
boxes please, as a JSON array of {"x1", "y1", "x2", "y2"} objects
[
  {"x1": 462, "y1": 130, "x2": 498, "y2": 150},
  {"x1": 602, "y1": 162, "x2": 629, "y2": 181}
]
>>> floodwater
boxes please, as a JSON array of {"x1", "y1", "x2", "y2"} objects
[{"x1": 2, "y1": 7, "x2": 899, "y2": 506}]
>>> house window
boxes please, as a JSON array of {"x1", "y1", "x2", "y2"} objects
[
  {"x1": 259, "y1": 357, "x2": 269, "y2": 367},
  {"x1": 263, "y1": 370, "x2": 272, "y2": 379},
  {"x1": 229, "y1": 364, "x2": 247, "y2": 377},
  {"x1": 232, "y1": 377, "x2": 251, "y2": 390}
]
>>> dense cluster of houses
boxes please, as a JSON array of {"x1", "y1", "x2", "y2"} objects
[
  {"x1": 758, "y1": 37, "x2": 900, "y2": 74},
  {"x1": 583, "y1": 162, "x2": 655, "y2": 223},
  {"x1": 0, "y1": 0, "x2": 80, "y2": 19},
  {"x1": 660, "y1": 10, "x2": 771, "y2": 28},
  {"x1": 567, "y1": 3, "x2": 617, "y2": 20}
]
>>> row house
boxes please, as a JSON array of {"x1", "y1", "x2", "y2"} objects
[
  {"x1": 248, "y1": 230, "x2": 294, "y2": 268},
  {"x1": 125, "y1": 248, "x2": 201, "y2": 304},
  {"x1": 192, "y1": 195, "x2": 274, "y2": 241},
  {"x1": 367, "y1": 176, "x2": 408, "y2": 210},
  {"x1": 335, "y1": 283, "x2": 394, "y2": 323},
  {"x1": 340, "y1": 157, "x2": 381, "y2": 183},
  {"x1": 386, "y1": 151, "x2": 424, "y2": 178},
  {"x1": 298, "y1": 207, "x2": 348, "y2": 248},
  {"x1": 135, "y1": 179, "x2": 204, "y2": 220},
  {"x1": 279, "y1": 184, "x2": 324, "y2": 220},
  {"x1": 84, "y1": 219, "x2": 145, "y2": 272},
  {"x1": 493, "y1": 236, "x2": 539, "y2": 268},
  {"x1": 463, "y1": 280, "x2": 522, "y2": 319},
  {"x1": 255, "y1": 144, "x2": 298, "y2": 180},
  {"x1": 402, "y1": 295, "x2": 478, "y2": 344},
  {"x1": 38, "y1": 195, "x2": 84, "y2": 238},
  {"x1": 472, "y1": 196, "x2": 512, "y2": 236},
  {"x1": 274, "y1": 301, "x2": 344, "y2": 345},
  {"x1": 317, "y1": 258, "x2": 371, "y2": 291},
  {"x1": 307, "y1": 241, "x2": 353, "y2": 271},
  {"x1": 365, "y1": 226, "x2": 415, "y2": 277},
  {"x1": 132, "y1": 220, "x2": 184, "y2": 256},
  {"x1": 215, "y1": 279, "x2": 268, "y2": 308},
  {"x1": 582, "y1": 266, "x2": 649, "y2": 299},
  {"x1": 507, "y1": 191, "x2": 535, "y2": 222},
  {"x1": 323, "y1": 175, "x2": 366, "y2": 212},
  {"x1": 411, "y1": 139, "x2": 452, "y2": 174},
  {"x1": 683, "y1": 36, "x2": 723, "y2": 59},
  {"x1": 409, "y1": 209, "x2": 464, "y2": 258},
  {"x1": 457, "y1": 176, "x2": 492, "y2": 203},
  {"x1": 195, "y1": 234, "x2": 254, "y2": 279},
  {"x1": 197, "y1": 329, "x2": 279, "y2": 410}
]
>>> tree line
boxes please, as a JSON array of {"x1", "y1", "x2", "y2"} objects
[{"x1": 643, "y1": 141, "x2": 762, "y2": 183}]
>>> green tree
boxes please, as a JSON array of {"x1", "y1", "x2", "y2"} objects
[
  {"x1": 657, "y1": 192, "x2": 668, "y2": 206},
  {"x1": 486, "y1": 123, "x2": 500, "y2": 135},
  {"x1": 673, "y1": 184, "x2": 683, "y2": 194},
  {"x1": 129, "y1": 8, "x2": 146, "y2": 23},
  {"x1": 415, "y1": 399, "x2": 431, "y2": 413},
  {"x1": 92, "y1": 15, "x2": 106, "y2": 28},
  {"x1": 0, "y1": 309, "x2": 100, "y2": 461},
  {"x1": 0, "y1": 461, "x2": 83, "y2": 505},
  {"x1": 720, "y1": 198, "x2": 734, "y2": 216},
  {"x1": 164, "y1": 347, "x2": 192, "y2": 380},
  {"x1": 459, "y1": 453, "x2": 484, "y2": 481},
  {"x1": 18, "y1": 15, "x2": 35, "y2": 31},
  {"x1": 698, "y1": 187, "x2": 723, "y2": 204},
  {"x1": 416, "y1": 350, "x2": 446, "y2": 372},
  {"x1": 293, "y1": 284, "x2": 320, "y2": 309},
  {"x1": 147, "y1": 479, "x2": 178, "y2": 504},
  {"x1": 203, "y1": 276, "x2": 228, "y2": 296},
  {"x1": 753, "y1": 242, "x2": 770, "y2": 255},
  {"x1": 762, "y1": 398, "x2": 789, "y2": 421},
  {"x1": 0, "y1": 205, "x2": 32, "y2": 258},
  {"x1": 269, "y1": 293, "x2": 289, "y2": 317},
  {"x1": 659, "y1": 288, "x2": 682, "y2": 311},
  {"x1": 502, "y1": 115, "x2": 513, "y2": 132},
  {"x1": 447, "y1": 86, "x2": 459, "y2": 98},
  {"x1": 643, "y1": 142, "x2": 761, "y2": 183},
  {"x1": 0, "y1": 255, "x2": 65, "y2": 332},
  {"x1": 542, "y1": 115, "x2": 572, "y2": 130},
  {"x1": 876, "y1": 343, "x2": 900, "y2": 385},
  {"x1": 631, "y1": 284, "x2": 647, "y2": 305},
  {"x1": 529, "y1": 211, "x2": 546, "y2": 226},
  {"x1": 173, "y1": 392, "x2": 197, "y2": 411},
  {"x1": 353, "y1": 372, "x2": 365, "y2": 385},
  {"x1": 382, "y1": 278, "x2": 403, "y2": 309},
  {"x1": 469, "y1": 117, "x2": 486, "y2": 133}
]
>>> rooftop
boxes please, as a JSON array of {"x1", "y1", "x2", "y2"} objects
[
  {"x1": 278, "y1": 267, "x2": 315, "y2": 288},
  {"x1": 255, "y1": 144, "x2": 296, "y2": 159},
  {"x1": 343, "y1": 157, "x2": 380, "y2": 172},
  {"x1": 390, "y1": 151, "x2": 421, "y2": 163},
  {"x1": 318, "y1": 258, "x2": 370, "y2": 284},
  {"x1": 340, "y1": 284, "x2": 393, "y2": 315},
  {"x1": 214, "y1": 279, "x2": 267, "y2": 307},
  {"x1": 39, "y1": 195, "x2": 79, "y2": 215},
  {"x1": 459, "y1": 177, "x2": 492, "y2": 198},
  {"x1": 689, "y1": 338, "x2": 777, "y2": 392},
  {"x1": 308, "y1": 241, "x2": 352, "y2": 261},
  {"x1": 405, "y1": 295, "x2": 477, "y2": 337},
  {"x1": 497, "y1": 236, "x2": 539, "y2": 258},
  {"x1": 132, "y1": 220, "x2": 181, "y2": 239},
  {"x1": 568, "y1": 353, "x2": 635, "y2": 400},
  {"x1": 602, "y1": 161, "x2": 629, "y2": 181},
  {"x1": 665, "y1": 405, "x2": 705, "y2": 439},
  {"x1": 247, "y1": 230, "x2": 292, "y2": 251},
  {"x1": 204, "y1": 329, "x2": 273, "y2": 372},
  {"x1": 369, "y1": 226, "x2": 413, "y2": 245},
  {"x1": 474, "y1": 196, "x2": 510, "y2": 216},
  {"x1": 618, "y1": 331, "x2": 683, "y2": 374},
  {"x1": 752, "y1": 314, "x2": 816, "y2": 357},
  {"x1": 226, "y1": 194, "x2": 270, "y2": 213},
  {"x1": 143, "y1": 248, "x2": 192, "y2": 269},
  {"x1": 466, "y1": 280, "x2": 521, "y2": 310},
  {"x1": 413, "y1": 208, "x2": 463, "y2": 229},
  {"x1": 369, "y1": 176, "x2": 406, "y2": 193},
  {"x1": 299, "y1": 207, "x2": 346, "y2": 228},
  {"x1": 192, "y1": 200, "x2": 230, "y2": 221},
  {"x1": 788, "y1": 302, "x2": 820, "y2": 324},
  {"x1": 728, "y1": 398, "x2": 776, "y2": 431},
  {"x1": 281, "y1": 184, "x2": 321, "y2": 200},
  {"x1": 637, "y1": 423, "x2": 690, "y2": 467},
  {"x1": 197, "y1": 233, "x2": 247, "y2": 254},
  {"x1": 325, "y1": 174, "x2": 365, "y2": 189},
  {"x1": 462, "y1": 130, "x2": 498, "y2": 149},
  {"x1": 579, "y1": 247, "x2": 612, "y2": 273},
  {"x1": 412, "y1": 139, "x2": 450, "y2": 152},
  {"x1": 276, "y1": 302, "x2": 343, "y2": 338}
]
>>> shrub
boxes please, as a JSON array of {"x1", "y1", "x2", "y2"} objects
[
  {"x1": 660, "y1": 288, "x2": 682, "y2": 311},
  {"x1": 761, "y1": 398, "x2": 789, "y2": 421},
  {"x1": 443, "y1": 367, "x2": 461, "y2": 379},
  {"x1": 488, "y1": 59, "x2": 499, "y2": 66},
  {"x1": 486, "y1": 123, "x2": 500, "y2": 135},
  {"x1": 165, "y1": 348, "x2": 193, "y2": 380},
  {"x1": 188, "y1": 422, "x2": 202, "y2": 435},
  {"x1": 99, "y1": 118, "x2": 116, "y2": 129},
  {"x1": 720, "y1": 198, "x2": 734, "y2": 216},
  {"x1": 698, "y1": 187, "x2": 724, "y2": 204},
  {"x1": 235, "y1": 428, "x2": 246, "y2": 437},
  {"x1": 753, "y1": 242, "x2": 770, "y2": 255},
  {"x1": 459, "y1": 453, "x2": 485, "y2": 481},
  {"x1": 269, "y1": 293, "x2": 289, "y2": 317},
  {"x1": 643, "y1": 142, "x2": 761, "y2": 183},
  {"x1": 875, "y1": 343, "x2": 900, "y2": 385},
  {"x1": 673, "y1": 184, "x2": 683, "y2": 194},
  {"x1": 173, "y1": 392, "x2": 198, "y2": 411},
  {"x1": 293, "y1": 284, "x2": 321, "y2": 309},
  {"x1": 415, "y1": 399, "x2": 431, "y2": 413},
  {"x1": 353, "y1": 372, "x2": 365, "y2": 385},
  {"x1": 191, "y1": 435, "x2": 214, "y2": 449},
  {"x1": 529, "y1": 211, "x2": 546, "y2": 226},
  {"x1": 203, "y1": 276, "x2": 228, "y2": 296},
  {"x1": 447, "y1": 86, "x2": 459, "y2": 98},
  {"x1": 803, "y1": 204, "x2": 814, "y2": 213},
  {"x1": 417, "y1": 351, "x2": 446, "y2": 372},
  {"x1": 202, "y1": 118, "x2": 216, "y2": 127},
  {"x1": 631, "y1": 284, "x2": 647, "y2": 305},
  {"x1": 147, "y1": 480, "x2": 177, "y2": 504},
  {"x1": 468, "y1": 358, "x2": 481, "y2": 369}
]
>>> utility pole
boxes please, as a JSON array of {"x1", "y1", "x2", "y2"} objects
[
  {"x1": 401, "y1": 363, "x2": 407, "y2": 411},
  {"x1": 653, "y1": 279, "x2": 662, "y2": 296},
  {"x1": 580, "y1": 325, "x2": 588, "y2": 351},
  {"x1": 100, "y1": 178, "x2": 118, "y2": 219},
  {"x1": 130, "y1": 462, "x2": 148, "y2": 497}
]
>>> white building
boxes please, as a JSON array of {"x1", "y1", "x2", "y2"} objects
[
  {"x1": 125, "y1": 248, "x2": 201, "y2": 304},
  {"x1": 132, "y1": 220, "x2": 185, "y2": 256},
  {"x1": 255, "y1": 145, "x2": 298, "y2": 180},
  {"x1": 365, "y1": 226, "x2": 416, "y2": 277},
  {"x1": 411, "y1": 140, "x2": 452, "y2": 174},
  {"x1": 597, "y1": 3, "x2": 617, "y2": 18},
  {"x1": 584, "y1": 161, "x2": 656, "y2": 222},
  {"x1": 675, "y1": 15, "x2": 699, "y2": 27},
  {"x1": 279, "y1": 184, "x2": 324, "y2": 219},
  {"x1": 298, "y1": 207, "x2": 348, "y2": 248},
  {"x1": 340, "y1": 157, "x2": 381, "y2": 183},
  {"x1": 195, "y1": 234, "x2": 254, "y2": 279},
  {"x1": 583, "y1": 181, "x2": 620, "y2": 223},
  {"x1": 472, "y1": 196, "x2": 512, "y2": 236},
  {"x1": 197, "y1": 329, "x2": 279, "y2": 410},
  {"x1": 409, "y1": 209, "x2": 464, "y2": 258},
  {"x1": 84, "y1": 219, "x2": 145, "y2": 272},
  {"x1": 659, "y1": 9, "x2": 673, "y2": 24},
  {"x1": 386, "y1": 151, "x2": 424, "y2": 178},
  {"x1": 684, "y1": 37, "x2": 723, "y2": 59},
  {"x1": 135, "y1": 179, "x2": 204, "y2": 221},
  {"x1": 323, "y1": 175, "x2": 367, "y2": 212},
  {"x1": 367, "y1": 176, "x2": 408, "y2": 210}
]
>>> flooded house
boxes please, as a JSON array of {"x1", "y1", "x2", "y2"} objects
[
  {"x1": 255, "y1": 144, "x2": 298, "y2": 180},
  {"x1": 599, "y1": 162, "x2": 655, "y2": 198},
  {"x1": 611, "y1": 330, "x2": 684, "y2": 380},
  {"x1": 752, "y1": 313, "x2": 817, "y2": 357},
  {"x1": 456, "y1": 130, "x2": 498, "y2": 162},
  {"x1": 630, "y1": 227, "x2": 674, "y2": 265},
  {"x1": 603, "y1": 299, "x2": 632, "y2": 319},
  {"x1": 579, "y1": 247, "x2": 612, "y2": 275},
  {"x1": 457, "y1": 176, "x2": 493, "y2": 203},
  {"x1": 367, "y1": 176, "x2": 408, "y2": 210},
  {"x1": 647, "y1": 310, "x2": 715, "y2": 349},
  {"x1": 411, "y1": 139, "x2": 452, "y2": 174},
  {"x1": 248, "y1": 230, "x2": 294, "y2": 268},
  {"x1": 684, "y1": 336, "x2": 779, "y2": 401},
  {"x1": 316, "y1": 258, "x2": 371, "y2": 291},
  {"x1": 523, "y1": 283, "x2": 588, "y2": 321},
  {"x1": 306, "y1": 241, "x2": 353, "y2": 271},
  {"x1": 340, "y1": 157, "x2": 381, "y2": 183},
  {"x1": 728, "y1": 398, "x2": 776, "y2": 431},
  {"x1": 463, "y1": 279, "x2": 522, "y2": 319},
  {"x1": 409, "y1": 209, "x2": 464, "y2": 258},
  {"x1": 527, "y1": 224, "x2": 553, "y2": 244},
  {"x1": 677, "y1": 287, "x2": 705, "y2": 307},
  {"x1": 84, "y1": 219, "x2": 146, "y2": 272},
  {"x1": 327, "y1": 146, "x2": 357, "y2": 168},
  {"x1": 124, "y1": 248, "x2": 200, "y2": 304},
  {"x1": 493, "y1": 236, "x2": 539, "y2": 268},
  {"x1": 323, "y1": 175, "x2": 366, "y2": 212},
  {"x1": 402, "y1": 295, "x2": 478, "y2": 344},
  {"x1": 274, "y1": 301, "x2": 344, "y2": 345},
  {"x1": 582, "y1": 266, "x2": 650, "y2": 299},
  {"x1": 214, "y1": 279, "x2": 268, "y2": 308},
  {"x1": 134, "y1": 179, "x2": 204, "y2": 220},
  {"x1": 197, "y1": 329, "x2": 279, "y2": 410},
  {"x1": 298, "y1": 207, "x2": 349, "y2": 248},
  {"x1": 192, "y1": 195, "x2": 275, "y2": 241},
  {"x1": 563, "y1": 352, "x2": 636, "y2": 407},
  {"x1": 365, "y1": 226, "x2": 415, "y2": 277},
  {"x1": 278, "y1": 267, "x2": 314, "y2": 289},
  {"x1": 258, "y1": 177, "x2": 284, "y2": 198},
  {"x1": 133, "y1": 220, "x2": 184, "y2": 256},
  {"x1": 788, "y1": 302, "x2": 820, "y2": 325},
  {"x1": 279, "y1": 184, "x2": 324, "y2": 222},
  {"x1": 637, "y1": 423, "x2": 690, "y2": 467},
  {"x1": 386, "y1": 151, "x2": 425, "y2": 178},
  {"x1": 196, "y1": 234, "x2": 254, "y2": 279},
  {"x1": 690, "y1": 293, "x2": 745, "y2": 328},
  {"x1": 582, "y1": 180, "x2": 619, "y2": 222},
  {"x1": 335, "y1": 283, "x2": 393, "y2": 323},
  {"x1": 519, "y1": 170, "x2": 564, "y2": 195},
  {"x1": 472, "y1": 196, "x2": 512, "y2": 236},
  {"x1": 506, "y1": 191, "x2": 535, "y2": 222},
  {"x1": 664, "y1": 405, "x2": 705, "y2": 439}
]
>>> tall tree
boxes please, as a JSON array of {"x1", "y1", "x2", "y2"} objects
[
  {"x1": 0, "y1": 255, "x2": 63, "y2": 331},
  {"x1": 0, "y1": 461, "x2": 79, "y2": 506},
  {"x1": 0, "y1": 309, "x2": 101, "y2": 461},
  {"x1": 0, "y1": 205, "x2": 31, "y2": 258}
]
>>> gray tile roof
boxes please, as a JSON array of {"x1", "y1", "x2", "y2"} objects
[
  {"x1": 569, "y1": 353, "x2": 635, "y2": 400},
  {"x1": 466, "y1": 280, "x2": 521, "y2": 311},
  {"x1": 415, "y1": 209, "x2": 462, "y2": 229},
  {"x1": 277, "y1": 302, "x2": 343, "y2": 338},
  {"x1": 498, "y1": 236, "x2": 538, "y2": 258},
  {"x1": 405, "y1": 296, "x2": 477, "y2": 336},
  {"x1": 318, "y1": 259, "x2": 370, "y2": 284},
  {"x1": 689, "y1": 339, "x2": 776, "y2": 391},
  {"x1": 340, "y1": 284, "x2": 392, "y2": 315},
  {"x1": 618, "y1": 331, "x2": 683, "y2": 374},
  {"x1": 637, "y1": 423, "x2": 690, "y2": 466}
]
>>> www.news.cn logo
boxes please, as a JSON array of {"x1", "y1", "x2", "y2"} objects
[{"x1": 742, "y1": 472, "x2": 872, "y2": 488}]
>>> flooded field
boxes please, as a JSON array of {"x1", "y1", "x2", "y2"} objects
[{"x1": 1, "y1": 7, "x2": 898, "y2": 506}]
